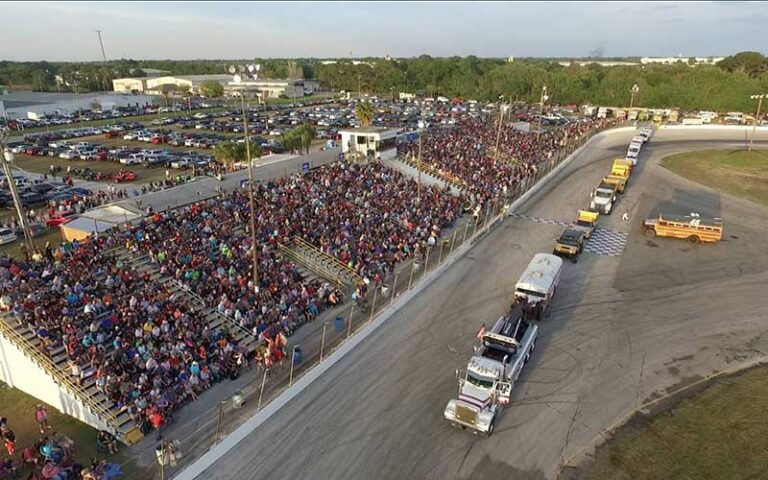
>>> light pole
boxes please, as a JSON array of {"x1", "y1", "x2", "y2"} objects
[
  {"x1": 417, "y1": 119, "x2": 427, "y2": 203},
  {"x1": 537, "y1": 85, "x2": 549, "y2": 140},
  {"x1": 494, "y1": 95, "x2": 508, "y2": 167},
  {"x1": 749, "y1": 94, "x2": 766, "y2": 152},
  {"x1": 630, "y1": 84, "x2": 640, "y2": 110},
  {"x1": 0, "y1": 130, "x2": 35, "y2": 253},
  {"x1": 233, "y1": 64, "x2": 262, "y2": 293}
]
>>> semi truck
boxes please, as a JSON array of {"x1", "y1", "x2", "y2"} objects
[
  {"x1": 589, "y1": 181, "x2": 618, "y2": 214},
  {"x1": 443, "y1": 303, "x2": 538, "y2": 436}
]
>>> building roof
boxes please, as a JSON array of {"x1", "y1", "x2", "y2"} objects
[
  {"x1": 174, "y1": 75, "x2": 233, "y2": 83},
  {"x1": 340, "y1": 126, "x2": 398, "y2": 134},
  {"x1": 0, "y1": 91, "x2": 129, "y2": 108}
]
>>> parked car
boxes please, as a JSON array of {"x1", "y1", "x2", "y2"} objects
[{"x1": 0, "y1": 228, "x2": 18, "y2": 245}]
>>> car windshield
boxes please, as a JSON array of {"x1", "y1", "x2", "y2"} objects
[
  {"x1": 466, "y1": 372, "x2": 495, "y2": 389},
  {"x1": 596, "y1": 190, "x2": 612, "y2": 198}
]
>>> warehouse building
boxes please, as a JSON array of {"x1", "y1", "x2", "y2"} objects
[
  {"x1": 225, "y1": 77, "x2": 320, "y2": 99},
  {"x1": 0, "y1": 91, "x2": 155, "y2": 119}
]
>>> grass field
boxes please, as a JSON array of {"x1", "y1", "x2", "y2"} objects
[
  {"x1": 579, "y1": 366, "x2": 768, "y2": 480},
  {"x1": 662, "y1": 149, "x2": 768, "y2": 206},
  {"x1": 0, "y1": 383, "x2": 142, "y2": 478}
]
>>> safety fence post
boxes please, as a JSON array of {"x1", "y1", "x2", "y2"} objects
[
  {"x1": 408, "y1": 260, "x2": 417, "y2": 290},
  {"x1": 256, "y1": 369, "x2": 268, "y2": 412},
  {"x1": 369, "y1": 286, "x2": 378, "y2": 321},
  {"x1": 449, "y1": 230, "x2": 458, "y2": 255},
  {"x1": 438, "y1": 239, "x2": 445, "y2": 265},
  {"x1": 346, "y1": 305, "x2": 355, "y2": 339},
  {"x1": 423, "y1": 248, "x2": 430, "y2": 282},
  {"x1": 319, "y1": 322, "x2": 328, "y2": 361},
  {"x1": 390, "y1": 273, "x2": 398, "y2": 307}
]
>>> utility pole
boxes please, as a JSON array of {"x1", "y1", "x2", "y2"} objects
[
  {"x1": 240, "y1": 91, "x2": 260, "y2": 292},
  {"x1": 749, "y1": 93, "x2": 766, "y2": 152},
  {"x1": 95, "y1": 30, "x2": 108, "y2": 62},
  {"x1": 537, "y1": 85, "x2": 548, "y2": 141},
  {"x1": 630, "y1": 84, "x2": 640, "y2": 110},
  {"x1": 0, "y1": 130, "x2": 35, "y2": 253},
  {"x1": 494, "y1": 95, "x2": 506, "y2": 167}
]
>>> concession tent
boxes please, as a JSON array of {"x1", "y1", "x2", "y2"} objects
[{"x1": 59, "y1": 205, "x2": 143, "y2": 242}]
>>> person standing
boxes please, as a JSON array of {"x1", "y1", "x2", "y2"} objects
[{"x1": 35, "y1": 405, "x2": 50, "y2": 434}]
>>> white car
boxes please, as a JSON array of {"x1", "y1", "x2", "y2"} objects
[
  {"x1": 170, "y1": 159, "x2": 191, "y2": 169},
  {"x1": 59, "y1": 150, "x2": 79, "y2": 160},
  {"x1": 120, "y1": 154, "x2": 143, "y2": 165},
  {"x1": 0, "y1": 228, "x2": 18, "y2": 245},
  {"x1": 123, "y1": 133, "x2": 137, "y2": 140}
]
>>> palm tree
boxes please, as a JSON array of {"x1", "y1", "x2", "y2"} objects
[
  {"x1": 215, "y1": 141, "x2": 246, "y2": 171},
  {"x1": 355, "y1": 102, "x2": 375, "y2": 127}
]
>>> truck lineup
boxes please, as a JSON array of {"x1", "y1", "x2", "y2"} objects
[
  {"x1": 444, "y1": 254, "x2": 563, "y2": 435},
  {"x1": 588, "y1": 128, "x2": 651, "y2": 216},
  {"x1": 445, "y1": 123, "x2": 720, "y2": 436}
]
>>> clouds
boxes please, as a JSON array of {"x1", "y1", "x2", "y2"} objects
[{"x1": 0, "y1": 1, "x2": 765, "y2": 61}]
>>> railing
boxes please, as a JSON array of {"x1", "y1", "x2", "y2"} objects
[
  {"x1": 0, "y1": 317, "x2": 122, "y2": 438},
  {"x1": 290, "y1": 236, "x2": 363, "y2": 285},
  {"x1": 400, "y1": 154, "x2": 469, "y2": 190},
  {"x1": 278, "y1": 243, "x2": 348, "y2": 291}
]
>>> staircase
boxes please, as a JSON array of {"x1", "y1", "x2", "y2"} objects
[
  {"x1": 278, "y1": 236, "x2": 362, "y2": 292},
  {"x1": 111, "y1": 249, "x2": 260, "y2": 356},
  {"x1": 384, "y1": 156, "x2": 465, "y2": 197}
]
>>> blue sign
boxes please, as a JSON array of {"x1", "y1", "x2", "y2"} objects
[{"x1": 302, "y1": 162, "x2": 310, "y2": 173}]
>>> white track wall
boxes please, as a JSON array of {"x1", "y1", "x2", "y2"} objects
[{"x1": 0, "y1": 332, "x2": 112, "y2": 432}]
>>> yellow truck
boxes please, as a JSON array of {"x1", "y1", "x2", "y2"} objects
[
  {"x1": 602, "y1": 159, "x2": 633, "y2": 193},
  {"x1": 652, "y1": 113, "x2": 663, "y2": 124},
  {"x1": 571, "y1": 210, "x2": 598, "y2": 239}
]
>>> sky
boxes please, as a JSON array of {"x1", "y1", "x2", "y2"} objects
[{"x1": 2, "y1": 1, "x2": 766, "y2": 61}]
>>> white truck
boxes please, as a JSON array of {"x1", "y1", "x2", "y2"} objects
[
  {"x1": 444, "y1": 304, "x2": 538, "y2": 436},
  {"x1": 590, "y1": 180, "x2": 619, "y2": 215},
  {"x1": 597, "y1": 107, "x2": 609, "y2": 119}
]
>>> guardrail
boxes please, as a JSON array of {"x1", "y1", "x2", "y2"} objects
[{"x1": 0, "y1": 317, "x2": 123, "y2": 438}]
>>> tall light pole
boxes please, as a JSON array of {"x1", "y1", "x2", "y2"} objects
[
  {"x1": 0, "y1": 130, "x2": 35, "y2": 253},
  {"x1": 95, "y1": 30, "x2": 108, "y2": 62},
  {"x1": 417, "y1": 119, "x2": 426, "y2": 203},
  {"x1": 537, "y1": 85, "x2": 549, "y2": 141},
  {"x1": 749, "y1": 93, "x2": 766, "y2": 152},
  {"x1": 494, "y1": 95, "x2": 507, "y2": 167},
  {"x1": 234, "y1": 65, "x2": 262, "y2": 293},
  {"x1": 630, "y1": 84, "x2": 640, "y2": 110}
]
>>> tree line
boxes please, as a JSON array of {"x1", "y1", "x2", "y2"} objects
[{"x1": 1, "y1": 52, "x2": 767, "y2": 111}]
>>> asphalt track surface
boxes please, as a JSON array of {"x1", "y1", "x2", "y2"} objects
[{"x1": 202, "y1": 128, "x2": 768, "y2": 480}]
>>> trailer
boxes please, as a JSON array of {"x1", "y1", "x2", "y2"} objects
[{"x1": 444, "y1": 304, "x2": 538, "y2": 436}]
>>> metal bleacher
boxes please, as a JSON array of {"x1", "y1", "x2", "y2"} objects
[{"x1": 278, "y1": 236, "x2": 362, "y2": 293}]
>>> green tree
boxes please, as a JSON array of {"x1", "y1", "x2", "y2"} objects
[
  {"x1": 355, "y1": 101, "x2": 375, "y2": 127},
  {"x1": 295, "y1": 124, "x2": 315, "y2": 154},
  {"x1": 200, "y1": 80, "x2": 224, "y2": 98},
  {"x1": 215, "y1": 141, "x2": 246, "y2": 171}
]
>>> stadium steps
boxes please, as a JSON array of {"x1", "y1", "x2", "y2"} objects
[
  {"x1": 0, "y1": 311, "x2": 140, "y2": 443},
  {"x1": 278, "y1": 236, "x2": 362, "y2": 293},
  {"x1": 396, "y1": 153, "x2": 470, "y2": 192},
  {"x1": 114, "y1": 248, "x2": 260, "y2": 355}
]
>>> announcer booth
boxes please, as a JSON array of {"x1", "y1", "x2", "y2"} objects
[{"x1": 339, "y1": 127, "x2": 401, "y2": 158}]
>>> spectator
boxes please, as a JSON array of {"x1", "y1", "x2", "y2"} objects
[{"x1": 35, "y1": 405, "x2": 50, "y2": 434}]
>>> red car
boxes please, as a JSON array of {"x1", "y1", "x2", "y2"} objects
[
  {"x1": 25, "y1": 147, "x2": 40, "y2": 156},
  {"x1": 114, "y1": 170, "x2": 137, "y2": 183},
  {"x1": 95, "y1": 151, "x2": 109, "y2": 161},
  {"x1": 46, "y1": 215, "x2": 73, "y2": 228},
  {"x1": 105, "y1": 131, "x2": 120, "y2": 139}
]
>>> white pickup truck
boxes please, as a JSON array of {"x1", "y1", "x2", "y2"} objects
[{"x1": 444, "y1": 304, "x2": 538, "y2": 436}]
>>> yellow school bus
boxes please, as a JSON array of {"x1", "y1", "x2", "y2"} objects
[{"x1": 643, "y1": 214, "x2": 723, "y2": 244}]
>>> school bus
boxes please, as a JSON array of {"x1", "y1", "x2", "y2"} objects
[{"x1": 643, "y1": 214, "x2": 723, "y2": 244}]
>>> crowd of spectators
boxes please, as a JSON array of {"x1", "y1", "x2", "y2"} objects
[
  {"x1": 0, "y1": 233, "x2": 252, "y2": 436},
  {"x1": 0, "y1": 110, "x2": 614, "y2": 439},
  {"x1": 397, "y1": 117, "x2": 615, "y2": 204},
  {"x1": 120, "y1": 160, "x2": 463, "y2": 354}
]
